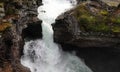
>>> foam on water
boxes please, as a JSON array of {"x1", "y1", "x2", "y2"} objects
[{"x1": 21, "y1": 0, "x2": 93, "y2": 72}]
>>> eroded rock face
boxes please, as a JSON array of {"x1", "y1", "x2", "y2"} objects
[
  {"x1": 53, "y1": 13, "x2": 80, "y2": 43},
  {"x1": 0, "y1": 25, "x2": 30, "y2": 72},
  {"x1": 0, "y1": 0, "x2": 42, "y2": 72}
]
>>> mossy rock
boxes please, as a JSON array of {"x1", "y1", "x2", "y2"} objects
[
  {"x1": 72, "y1": 2, "x2": 120, "y2": 33},
  {"x1": 73, "y1": 4, "x2": 91, "y2": 20},
  {"x1": 111, "y1": 17, "x2": 120, "y2": 24},
  {"x1": 112, "y1": 26, "x2": 120, "y2": 32},
  {"x1": 100, "y1": 10, "x2": 109, "y2": 16}
]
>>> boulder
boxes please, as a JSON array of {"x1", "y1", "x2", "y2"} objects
[{"x1": 53, "y1": 1, "x2": 120, "y2": 48}]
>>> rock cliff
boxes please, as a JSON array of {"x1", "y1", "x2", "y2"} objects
[
  {"x1": 53, "y1": 1, "x2": 120, "y2": 48},
  {"x1": 0, "y1": 0, "x2": 42, "y2": 72}
]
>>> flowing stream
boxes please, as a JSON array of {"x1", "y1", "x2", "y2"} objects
[{"x1": 21, "y1": 0, "x2": 93, "y2": 72}]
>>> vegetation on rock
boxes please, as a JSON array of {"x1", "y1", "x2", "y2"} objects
[
  {"x1": 72, "y1": 2, "x2": 120, "y2": 33},
  {"x1": 0, "y1": 22, "x2": 12, "y2": 32}
]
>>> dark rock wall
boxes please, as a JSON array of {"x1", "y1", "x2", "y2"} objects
[
  {"x1": 61, "y1": 44, "x2": 120, "y2": 72},
  {"x1": 22, "y1": 21, "x2": 42, "y2": 40},
  {"x1": 0, "y1": 0, "x2": 42, "y2": 72},
  {"x1": 0, "y1": 26, "x2": 30, "y2": 72},
  {"x1": 53, "y1": 13, "x2": 80, "y2": 43}
]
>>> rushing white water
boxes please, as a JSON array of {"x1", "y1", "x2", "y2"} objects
[{"x1": 21, "y1": 0, "x2": 93, "y2": 72}]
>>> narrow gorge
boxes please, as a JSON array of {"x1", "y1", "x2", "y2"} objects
[
  {"x1": 21, "y1": 0, "x2": 93, "y2": 72},
  {"x1": 0, "y1": 0, "x2": 120, "y2": 72}
]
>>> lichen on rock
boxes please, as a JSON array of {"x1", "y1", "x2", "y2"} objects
[{"x1": 72, "y1": 1, "x2": 120, "y2": 34}]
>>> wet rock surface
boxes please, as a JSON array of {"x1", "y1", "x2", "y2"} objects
[{"x1": 61, "y1": 44, "x2": 120, "y2": 72}]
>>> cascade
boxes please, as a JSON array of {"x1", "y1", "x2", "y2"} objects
[{"x1": 21, "y1": 0, "x2": 93, "y2": 72}]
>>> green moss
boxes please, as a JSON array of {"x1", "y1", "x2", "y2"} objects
[
  {"x1": 79, "y1": 15, "x2": 96, "y2": 24},
  {"x1": 72, "y1": 3, "x2": 120, "y2": 33},
  {"x1": 100, "y1": 10, "x2": 109, "y2": 16},
  {"x1": 73, "y1": 4, "x2": 91, "y2": 20},
  {"x1": 112, "y1": 26, "x2": 120, "y2": 32},
  {"x1": 115, "y1": 17, "x2": 120, "y2": 24},
  {"x1": 109, "y1": 17, "x2": 120, "y2": 32},
  {"x1": 78, "y1": 16, "x2": 111, "y2": 32},
  {"x1": 77, "y1": 14, "x2": 97, "y2": 31},
  {"x1": 92, "y1": 23, "x2": 110, "y2": 32},
  {"x1": 77, "y1": 12, "x2": 110, "y2": 32}
]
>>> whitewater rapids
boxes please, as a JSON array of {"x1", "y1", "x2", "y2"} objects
[{"x1": 21, "y1": 0, "x2": 93, "y2": 72}]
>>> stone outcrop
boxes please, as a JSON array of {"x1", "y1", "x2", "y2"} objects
[
  {"x1": 53, "y1": 1, "x2": 120, "y2": 48},
  {"x1": 0, "y1": 25, "x2": 30, "y2": 72},
  {"x1": 0, "y1": 0, "x2": 42, "y2": 72}
]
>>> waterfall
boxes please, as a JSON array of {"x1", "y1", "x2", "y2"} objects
[{"x1": 21, "y1": 0, "x2": 93, "y2": 72}]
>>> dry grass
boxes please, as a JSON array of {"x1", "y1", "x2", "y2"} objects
[
  {"x1": 0, "y1": 22, "x2": 12, "y2": 32},
  {"x1": 102, "y1": 0, "x2": 120, "y2": 6}
]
